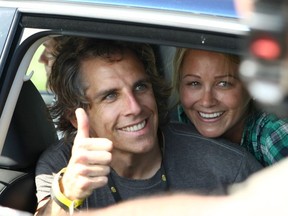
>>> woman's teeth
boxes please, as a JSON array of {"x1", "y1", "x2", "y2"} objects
[{"x1": 199, "y1": 112, "x2": 223, "y2": 119}]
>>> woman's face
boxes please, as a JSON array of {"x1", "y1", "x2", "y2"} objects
[{"x1": 179, "y1": 49, "x2": 251, "y2": 140}]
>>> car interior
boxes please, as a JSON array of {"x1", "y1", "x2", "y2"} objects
[
  {"x1": 0, "y1": 6, "x2": 245, "y2": 213},
  {"x1": 0, "y1": 79, "x2": 58, "y2": 213}
]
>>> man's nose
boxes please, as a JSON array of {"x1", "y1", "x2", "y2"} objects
[{"x1": 123, "y1": 93, "x2": 142, "y2": 115}]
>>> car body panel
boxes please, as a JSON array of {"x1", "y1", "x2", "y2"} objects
[{"x1": 0, "y1": 0, "x2": 248, "y2": 36}]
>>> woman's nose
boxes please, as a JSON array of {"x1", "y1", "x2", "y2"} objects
[{"x1": 199, "y1": 89, "x2": 217, "y2": 107}]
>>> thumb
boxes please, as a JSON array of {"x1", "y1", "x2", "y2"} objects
[{"x1": 75, "y1": 108, "x2": 90, "y2": 139}]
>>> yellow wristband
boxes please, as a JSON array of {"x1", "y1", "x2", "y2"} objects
[{"x1": 51, "y1": 167, "x2": 84, "y2": 212}]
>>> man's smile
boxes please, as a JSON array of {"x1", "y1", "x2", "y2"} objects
[{"x1": 120, "y1": 120, "x2": 147, "y2": 132}]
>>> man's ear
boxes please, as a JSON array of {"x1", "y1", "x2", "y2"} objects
[{"x1": 70, "y1": 117, "x2": 78, "y2": 129}]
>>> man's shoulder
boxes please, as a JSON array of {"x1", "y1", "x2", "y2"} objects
[
  {"x1": 161, "y1": 122, "x2": 249, "y2": 156},
  {"x1": 162, "y1": 121, "x2": 200, "y2": 136},
  {"x1": 38, "y1": 139, "x2": 72, "y2": 162},
  {"x1": 161, "y1": 122, "x2": 263, "y2": 179},
  {"x1": 36, "y1": 139, "x2": 73, "y2": 174}
]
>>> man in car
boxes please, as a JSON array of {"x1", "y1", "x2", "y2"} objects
[{"x1": 34, "y1": 37, "x2": 262, "y2": 216}]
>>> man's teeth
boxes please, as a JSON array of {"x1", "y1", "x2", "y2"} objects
[
  {"x1": 199, "y1": 112, "x2": 223, "y2": 119},
  {"x1": 122, "y1": 121, "x2": 146, "y2": 132}
]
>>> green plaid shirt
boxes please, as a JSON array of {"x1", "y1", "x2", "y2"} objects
[{"x1": 177, "y1": 105, "x2": 288, "y2": 167}]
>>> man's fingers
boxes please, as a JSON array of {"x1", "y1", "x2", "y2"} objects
[
  {"x1": 74, "y1": 149, "x2": 112, "y2": 165},
  {"x1": 76, "y1": 138, "x2": 113, "y2": 151},
  {"x1": 74, "y1": 108, "x2": 113, "y2": 151},
  {"x1": 81, "y1": 165, "x2": 111, "y2": 177},
  {"x1": 75, "y1": 108, "x2": 90, "y2": 139}
]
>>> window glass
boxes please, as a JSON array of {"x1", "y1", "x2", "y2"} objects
[
  {"x1": 27, "y1": 42, "x2": 54, "y2": 105},
  {"x1": 0, "y1": 7, "x2": 17, "y2": 76},
  {"x1": 27, "y1": 44, "x2": 48, "y2": 92}
]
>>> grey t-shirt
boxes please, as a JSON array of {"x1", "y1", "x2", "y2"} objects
[{"x1": 35, "y1": 122, "x2": 262, "y2": 210}]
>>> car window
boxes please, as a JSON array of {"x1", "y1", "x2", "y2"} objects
[
  {"x1": 27, "y1": 41, "x2": 55, "y2": 105},
  {"x1": 27, "y1": 44, "x2": 47, "y2": 92},
  {"x1": 0, "y1": 2, "x2": 255, "y2": 214},
  {"x1": 0, "y1": 8, "x2": 15, "y2": 58},
  {"x1": 0, "y1": 7, "x2": 17, "y2": 78}
]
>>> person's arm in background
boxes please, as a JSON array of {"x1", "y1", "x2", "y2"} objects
[
  {"x1": 75, "y1": 157, "x2": 288, "y2": 216},
  {"x1": 0, "y1": 206, "x2": 33, "y2": 216}
]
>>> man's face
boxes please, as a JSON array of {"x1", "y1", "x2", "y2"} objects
[{"x1": 80, "y1": 50, "x2": 159, "y2": 156}]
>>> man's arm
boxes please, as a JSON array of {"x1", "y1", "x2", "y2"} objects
[
  {"x1": 34, "y1": 198, "x2": 66, "y2": 216},
  {"x1": 34, "y1": 108, "x2": 113, "y2": 215}
]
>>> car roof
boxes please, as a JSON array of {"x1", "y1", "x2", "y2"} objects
[
  {"x1": 0, "y1": 0, "x2": 246, "y2": 35},
  {"x1": 64, "y1": 0, "x2": 238, "y2": 18}
]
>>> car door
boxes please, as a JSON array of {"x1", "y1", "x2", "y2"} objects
[{"x1": 0, "y1": 6, "x2": 58, "y2": 213}]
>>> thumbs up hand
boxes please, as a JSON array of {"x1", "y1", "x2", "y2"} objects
[{"x1": 60, "y1": 108, "x2": 113, "y2": 201}]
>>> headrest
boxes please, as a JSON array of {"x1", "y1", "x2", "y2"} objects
[{"x1": 0, "y1": 80, "x2": 58, "y2": 169}]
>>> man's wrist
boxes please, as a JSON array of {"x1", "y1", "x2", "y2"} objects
[{"x1": 51, "y1": 167, "x2": 84, "y2": 214}]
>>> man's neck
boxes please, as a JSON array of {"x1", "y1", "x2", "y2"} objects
[{"x1": 111, "y1": 144, "x2": 162, "y2": 180}]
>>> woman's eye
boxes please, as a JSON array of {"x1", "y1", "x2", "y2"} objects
[
  {"x1": 187, "y1": 81, "x2": 199, "y2": 87},
  {"x1": 218, "y1": 81, "x2": 231, "y2": 88}
]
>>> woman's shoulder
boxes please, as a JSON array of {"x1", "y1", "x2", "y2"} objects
[
  {"x1": 245, "y1": 109, "x2": 288, "y2": 165},
  {"x1": 247, "y1": 109, "x2": 288, "y2": 130}
]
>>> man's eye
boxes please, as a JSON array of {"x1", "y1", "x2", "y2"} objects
[
  {"x1": 135, "y1": 83, "x2": 147, "y2": 91},
  {"x1": 104, "y1": 92, "x2": 117, "y2": 101}
]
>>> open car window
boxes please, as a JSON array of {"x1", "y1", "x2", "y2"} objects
[
  {"x1": 27, "y1": 41, "x2": 54, "y2": 105},
  {"x1": 0, "y1": 0, "x2": 250, "y2": 213}
]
